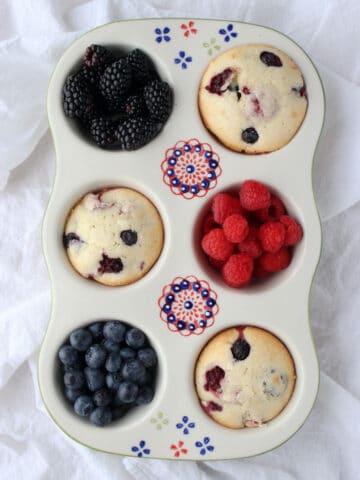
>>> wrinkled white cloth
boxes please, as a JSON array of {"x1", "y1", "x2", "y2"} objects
[{"x1": 0, "y1": 1, "x2": 359, "y2": 479}]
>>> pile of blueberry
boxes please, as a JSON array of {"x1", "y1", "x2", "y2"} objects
[{"x1": 58, "y1": 320, "x2": 157, "y2": 426}]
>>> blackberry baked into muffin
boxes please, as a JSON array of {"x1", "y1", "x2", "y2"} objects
[
  {"x1": 195, "y1": 326, "x2": 296, "y2": 428},
  {"x1": 198, "y1": 44, "x2": 307, "y2": 153},
  {"x1": 64, "y1": 187, "x2": 164, "y2": 286}
]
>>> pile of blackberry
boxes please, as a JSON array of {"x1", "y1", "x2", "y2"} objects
[
  {"x1": 62, "y1": 45, "x2": 172, "y2": 150},
  {"x1": 58, "y1": 320, "x2": 158, "y2": 427}
]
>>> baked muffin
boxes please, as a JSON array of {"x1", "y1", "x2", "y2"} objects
[
  {"x1": 195, "y1": 326, "x2": 296, "y2": 428},
  {"x1": 64, "y1": 187, "x2": 164, "y2": 286},
  {"x1": 198, "y1": 44, "x2": 307, "y2": 153}
]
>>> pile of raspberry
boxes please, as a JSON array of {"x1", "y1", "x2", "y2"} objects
[{"x1": 201, "y1": 180, "x2": 303, "y2": 288}]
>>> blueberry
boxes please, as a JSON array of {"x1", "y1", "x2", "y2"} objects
[
  {"x1": 138, "y1": 348, "x2": 157, "y2": 368},
  {"x1": 231, "y1": 338, "x2": 251, "y2": 361},
  {"x1": 93, "y1": 388, "x2": 113, "y2": 407},
  {"x1": 260, "y1": 51, "x2": 282, "y2": 67},
  {"x1": 125, "y1": 328, "x2": 145, "y2": 349},
  {"x1": 241, "y1": 127, "x2": 259, "y2": 144},
  {"x1": 120, "y1": 229, "x2": 138, "y2": 246},
  {"x1": 102, "y1": 338, "x2": 120, "y2": 353},
  {"x1": 63, "y1": 232, "x2": 80, "y2": 248},
  {"x1": 58, "y1": 345, "x2": 79, "y2": 367},
  {"x1": 62, "y1": 362, "x2": 84, "y2": 372},
  {"x1": 90, "y1": 406, "x2": 112, "y2": 426},
  {"x1": 117, "y1": 382, "x2": 139, "y2": 404},
  {"x1": 74, "y1": 395, "x2": 95, "y2": 416},
  {"x1": 122, "y1": 359, "x2": 146, "y2": 383},
  {"x1": 106, "y1": 371, "x2": 123, "y2": 391},
  {"x1": 84, "y1": 367, "x2": 105, "y2": 392},
  {"x1": 119, "y1": 347, "x2": 136, "y2": 360},
  {"x1": 105, "y1": 352, "x2": 122, "y2": 372},
  {"x1": 69, "y1": 328, "x2": 93, "y2": 352},
  {"x1": 136, "y1": 386, "x2": 154, "y2": 405},
  {"x1": 138, "y1": 369, "x2": 152, "y2": 386},
  {"x1": 85, "y1": 344, "x2": 107, "y2": 368},
  {"x1": 65, "y1": 388, "x2": 84, "y2": 403},
  {"x1": 64, "y1": 370, "x2": 85, "y2": 390},
  {"x1": 88, "y1": 322, "x2": 104, "y2": 341},
  {"x1": 103, "y1": 321, "x2": 126, "y2": 343},
  {"x1": 111, "y1": 406, "x2": 128, "y2": 420}
]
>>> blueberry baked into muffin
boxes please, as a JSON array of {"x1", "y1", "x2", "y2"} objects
[
  {"x1": 64, "y1": 187, "x2": 164, "y2": 286},
  {"x1": 195, "y1": 326, "x2": 296, "y2": 428},
  {"x1": 198, "y1": 44, "x2": 307, "y2": 153}
]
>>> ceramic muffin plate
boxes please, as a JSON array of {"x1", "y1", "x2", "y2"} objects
[{"x1": 39, "y1": 18, "x2": 325, "y2": 460}]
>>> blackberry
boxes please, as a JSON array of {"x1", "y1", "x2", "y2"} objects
[
  {"x1": 89, "y1": 117, "x2": 117, "y2": 148},
  {"x1": 99, "y1": 59, "x2": 132, "y2": 108},
  {"x1": 83, "y1": 44, "x2": 115, "y2": 74},
  {"x1": 123, "y1": 95, "x2": 147, "y2": 117},
  {"x1": 79, "y1": 65, "x2": 100, "y2": 89},
  {"x1": 143, "y1": 80, "x2": 172, "y2": 123},
  {"x1": 117, "y1": 117, "x2": 160, "y2": 151},
  {"x1": 126, "y1": 48, "x2": 155, "y2": 86},
  {"x1": 63, "y1": 74, "x2": 96, "y2": 121}
]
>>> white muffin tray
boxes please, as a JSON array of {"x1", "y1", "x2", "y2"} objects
[{"x1": 39, "y1": 19, "x2": 325, "y2": 460}]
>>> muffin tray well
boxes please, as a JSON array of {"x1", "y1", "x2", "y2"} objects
[{"x1": 39, "y1": 19, "x2": 325, "y2": 459}]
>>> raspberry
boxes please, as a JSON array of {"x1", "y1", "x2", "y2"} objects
[
  {"x1": 255, "y1": 194, "x2": 286, "y2": 222},
  {"x1": 258, "y1": 221, "x2": 286, "y2": 252},
  {"x1": 253, "y1": 260, "x2": 270, "y2": 278},
  {"x1": 222, "y1": 254, "x2": 254, "y2": 287},
  {"x1": 223, "y1": 214, "x2": 249, "y2": 243},
  {"x1": 212, "y1": 193, "x2": 242, "y2": 224},
  {"x1": 280, "y1": 215, "x2": 303, "y2": 246},
  {"x1": 235, "y1": 225, "x2": 262, "y2": 258},
  {"x1": 237, "y1": 237, "x2": 262, "y2": 259},
  {"x1": 259, "y1": 247, "x2": 291, "y2": 272},
  {"x1": 202, "y1": 212, "x2": 218, "y2": 234},
  {"x1": 201, "y1": 229, "x2": 234, "y2": 261},
  {"x1": 239, "y1": 180, "x2": 271, "y2": 211},
  {"x1": 208, "y1": 256, "x2": 225, "y2": 269}
]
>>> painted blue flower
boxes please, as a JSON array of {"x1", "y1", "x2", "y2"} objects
[
  {"x1": 219, "y1": 23, "x2": 238, "y2": 42},
  {"x1": 176, "y1": 415, "x2": 195, "y2": 434},
  {"x1": 155, "y1": 27, "x2": 171, "y2": 43},
  {"x1": 174, "y1": 51, "x2": 192, "y2": 69},
  {"x1": 131, "y1": 440, "x2": 151, "y2": 457},
  {"x1": 195, "y1": 436, "x2": 215, "y2": 455}
]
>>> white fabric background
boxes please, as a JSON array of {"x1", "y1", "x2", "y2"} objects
[{"x1": 1, "y1": 1, "x2": 359, "y2": 478}]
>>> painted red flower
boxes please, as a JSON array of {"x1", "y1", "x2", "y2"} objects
[
  {"x1": 181, "y1": 21, "x2": 197, "y2": 37},
  {"x1": 170, "y1": 440, "x2": 188, "y2": 457}
]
